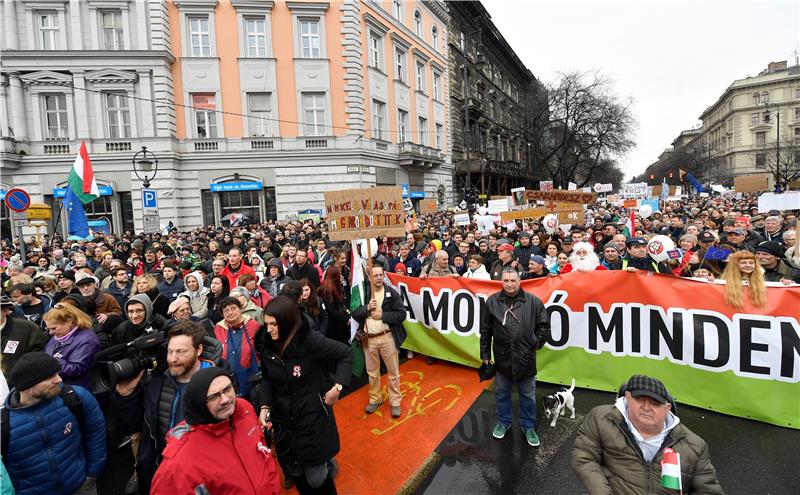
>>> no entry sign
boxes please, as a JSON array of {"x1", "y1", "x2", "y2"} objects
[{"x1": 4, "y1": 188, "x2": 30, "y2": 213}]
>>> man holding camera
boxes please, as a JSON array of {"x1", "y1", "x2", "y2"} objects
[
  {"x1": 111, "y1": 321, "x2": 219, "y2": 495},
  {"x1": 111, "y1": 294, "x2": 171, "y2": 347}
]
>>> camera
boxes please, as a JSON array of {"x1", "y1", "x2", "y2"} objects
[{"x1": 91, "y1": 329, "x2": 166, "y2": 394}]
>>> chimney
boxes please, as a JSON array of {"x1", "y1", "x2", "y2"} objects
[{"x1": 766, "y1": 60, "x2": 787, "y2": 73}]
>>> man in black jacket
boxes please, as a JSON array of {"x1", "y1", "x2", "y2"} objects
[
  {"x1": 287, "y1": 249, "x2": 320, "y2": 288},
  {"x1": 481, "y1": 267, "x2": 550, "y2": 447},
  {"x1": 111, "y1": 321, "x2": 221, "y2": 495},
  {"x1": 352, "y1": 265, "x2": 407, "y2": 419},
  {"x1": 0, "y1": 296, "x2": 48, "y2": 383}
]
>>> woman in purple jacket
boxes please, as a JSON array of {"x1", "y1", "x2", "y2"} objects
[{"x1": 43, "y1": 303, "x2": 100, "y2": 389}]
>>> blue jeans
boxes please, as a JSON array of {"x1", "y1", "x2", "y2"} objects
[{"x1": 494, "y1": 371, "x2": 537, "y2": 431}]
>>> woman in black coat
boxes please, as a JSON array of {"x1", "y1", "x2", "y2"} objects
[
  {"x1": 317, "y1": 266, "x2": 350, "y2": 345},
  {"x1": 257, "y1": 296, "x2": 353, "y2": 495}
]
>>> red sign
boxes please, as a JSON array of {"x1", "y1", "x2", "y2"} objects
[{"x1": 4, "y1": 188, "x2": 30, "y2": 213}]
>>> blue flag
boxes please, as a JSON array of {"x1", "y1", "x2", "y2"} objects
[
  {"x1": 705, "y1": 246, "x2": 732, "y2": 261},
  {"x1": 64, "y1": 187, "x2": 89, "y2": 238},
  {"x1": 661, "y1": 177, "x2": 669, "y2": 201},
  {"x1": 686, "y1": 172, "x2": 706, "y2": 194}
]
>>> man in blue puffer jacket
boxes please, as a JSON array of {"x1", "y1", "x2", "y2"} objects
[{"x1": 3, "y1": 352, "x2": 106, "y2": 494}]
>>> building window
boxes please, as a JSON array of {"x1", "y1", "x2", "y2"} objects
[
  {"x1": 435, "y1": 123, "x2": 443, "y2": 150},
  {"x1": 105, "y1": 93, "x2": 131, "y2": 139},
  {"x1": 368, "y1": 32, "x2": 383, "y2": 70},
  {"x1": 795, "y1": 127, "x2": 800, "y2": 141},
  {"x1": 755, "y1": 153, "x2": 766, "y2": 169},
  {"x1": 416, "y1": 61, "x2": 425, "y2": 93},
  {"x1": 299, "y1": 19, "x2": 321, "y2": 58},
  {"x1": 761, "y1": 92, "x2": 769, "y2": 103},
  {"x1": 42, "y1": 94, "x2": 68, "y2": 139},
  {"x1": 418, "y1": 117, "x2": 427, "y2": 145},
  {"x1": 192, "y1": 93, "x2": 217, "y2": 138},
  {"x1": 796, "y1": 87, "x2": 800, "y2": 99},
  {"x1": 750, "y1": 113, "x2": 759, "y2": 125},
  {"x1": 433, "y1": 71, "x2": 442, "y2": 100},
  {"x1": 119, "y1": 192, "x2": 134, "y2": 233},
  {"x1": 188, "y1": 16, "x2": 211, "y2": 56},
  {"x1": 245, "y1": 17, "x2": 267, "y2": 57},
  {"x1": 392, "y1": 0, "x2": 403, "y2": 21},
  {"x1": 39, "y1": 12, "x2": 59, "y2": 50},
  {"x1": 459, "y1": 31, "x2": 465, "y2": 51},
  {"x1": 398, "y1": 110, "x2": 408, "y2": 142},
  {"x1": 372, "y1": 100, "x2": 385, "y2": 140},
  {"x1": 795, "y1": 108, "x2": 800, "y2": 121},
  {"x1": 302, "y1": 93, "x2": 326, "y2": 136},
  {"x1": 752, "y1": 93, "x2": 760, "y2": 105},
  {"x1": 414, "y1": 11, "x2": 423, "y2": 38},
  {"x1": 431, "y1": 26, "x2": 439, "y2": 51},
  {"x1": 248, "y1": 93, "x2": 272, "y2": 136},
  {"x1": 220, "y1": 189, "x2": 262, "y2": 224},
  {"x1": 755, "y1": 131, "x2": 766, "y2": 146},
  {"x1": 395, "y1": 47, "x2": 407, "y2": 82},
  {"x1": 100, "y1": 11, "x2": 124, "y2": 50}
]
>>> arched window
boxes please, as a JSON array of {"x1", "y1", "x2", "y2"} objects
[
  {"x1": 414, "y1": 11, "x2": 423, "y2": 38},
  {"x1": 431, "y1": 25, "x2": 439, "y2": 51}
]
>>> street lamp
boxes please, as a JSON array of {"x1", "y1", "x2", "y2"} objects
[{"x1": 132, "y1": 146, "x2": 159, "y2": 188}]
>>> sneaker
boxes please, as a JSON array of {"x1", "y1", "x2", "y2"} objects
[
  {"x1": 492, "y1": 423, "x2": 509, "y2": 439},
  {"x1": 524, "y1": 428, "x2": 540, "y2": 447},
  {"x1": 391, "y1": 405, "x2": 402, "y2": 418},
  {"x1": 407, "y1": 350, "x2": 414, "y2": 359},
  {"x1": 365, "y1": 400, "x2": 384, "y2": 414}
]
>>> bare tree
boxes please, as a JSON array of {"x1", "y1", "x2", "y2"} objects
[
  {"x1": 755, "y1": 134, "x2": 800, "y2": 187},
  {"x1": 528, "y1": 70, "x2": 636, "y2": 188}
]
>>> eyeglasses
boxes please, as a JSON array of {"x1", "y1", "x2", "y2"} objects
[{"x1": 206, "y1": 383, "x2": 235, "y2": 403}]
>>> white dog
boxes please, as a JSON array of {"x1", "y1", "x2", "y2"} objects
[{"x1": 542, "y1": 378, "x2": 576, "y2": 427}]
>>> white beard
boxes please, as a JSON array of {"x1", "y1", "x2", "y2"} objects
[{"x1": 570, "y1": 253, "x2": 600, "y2": 272}]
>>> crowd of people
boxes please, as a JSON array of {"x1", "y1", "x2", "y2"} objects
[{"x1": 1, "y1": 191, "x2": 797, "y2": 494}]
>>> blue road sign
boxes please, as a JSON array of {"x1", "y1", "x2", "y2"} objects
[
  {"x1": 142, "y1": 189, "x2": 158, "y2": 209},
  {"x1": 401, "y1": 183, "x2": 410, "y2": 198},
  {"x1": 5, "y1": 188, "x2": 31, "y2": 212}
]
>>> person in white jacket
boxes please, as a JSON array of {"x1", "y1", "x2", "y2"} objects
[{"x1": 462, "y1": 255, "x2": 491, "y2": 280}]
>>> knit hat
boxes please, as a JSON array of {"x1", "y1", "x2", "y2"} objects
[
  {"x1": 168, "y1": 295, "x2": 191, "y2": 316},
  {"x1": 60, "y1": 270, "x2": 76, "y2": 282},
  {"x1": 603, "y1": 242, "x2": 621, "y2": 253},
  {"x1": 530, "y1": 255, "x2": 546, "y2": 265},
  {"x1": 395, "y1": 262, "x2": 407, "y2": 273},
  {"x1": 184, "y1": 368, "x2": 236, "y2": 425},
  {"x1": 9, "y1": 352, "x2": 62, "y2": 391},
  {"x1": 230, "y1": 286, "x2": 251, "y2": 300},
  {"x1": 755, "y1": 241, "x2": 785, "y2": 259}
]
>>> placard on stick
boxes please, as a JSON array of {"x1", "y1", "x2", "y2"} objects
[
  {"x1": 524, "y1": 189, "x2": 597, "y2": 204},
  {"x1": 325, "y1": 186, "x2": 405, "y2": 241}
]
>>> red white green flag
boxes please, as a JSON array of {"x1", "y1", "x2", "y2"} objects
[
  {"x1": 68, "y1": 141, "x2": 99, "y2": 204},
  {"x1": 623, "y1": 208, "x2": 635, "y2": 238},
  {"x1": 660, "y1": 447, "x2": 682, "y2": 491}
]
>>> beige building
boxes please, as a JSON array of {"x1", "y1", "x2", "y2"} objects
[{"x1": 691, "y1": 60, "x2": 800, "y2": 184}]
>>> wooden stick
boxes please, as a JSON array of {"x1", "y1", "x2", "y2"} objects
[{"x1": 366, "y1": 238, "x2": 376, "y2": 298}]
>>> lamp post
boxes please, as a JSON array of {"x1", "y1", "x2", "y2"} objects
[
  {"x1": 132, "y1": 146, "x2": 159, "y2": 188},
  {"x1": 764, "y1": 106, "x2": 781, "y2": 190}
]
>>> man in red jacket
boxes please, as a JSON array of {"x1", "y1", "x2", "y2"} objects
[
  {"x1": 220, "y1": 247, "x2": 255, "y2": 288},
  {"x1": 151, "y1": 368, "x2": 279, "y2": 495}
]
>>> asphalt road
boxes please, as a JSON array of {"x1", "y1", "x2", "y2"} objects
[{"x1": 414, "y1": 382, "x2": 800, "y2": 495}]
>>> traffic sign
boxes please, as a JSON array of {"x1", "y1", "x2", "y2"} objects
[
  {"x1": 143, "y1": 214, "x2": 160, "y2": 234},
  {"x1": 11, "y1": 211, "x2": 28, "y2": 227},
  {"x1": 142, "y1": 188, "x2": 159, "y2": 216},
  {"x1": 5, "y1": 188, "x2": 30, "y2": 213},
  {"x1": 401, "y1": 184, "x2": 410, "y2": 198}
]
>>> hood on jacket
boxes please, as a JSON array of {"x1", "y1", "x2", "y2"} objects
[
  {"x1": 125, "y1": 293, "x2": 154, "y2": 325},
  {"x1": 184, "y1": 271, "x2": 210, "y2": 299},
  {"x1": 184, "y1": 367, "x2": 234, "y2": 425}
]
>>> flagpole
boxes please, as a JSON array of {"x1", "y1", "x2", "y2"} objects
[{"x1": 49, "y1": 198, "x2": 66, "y2": 249}]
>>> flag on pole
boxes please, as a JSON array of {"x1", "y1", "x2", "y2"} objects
[
  {"x1": 64, "y1": 187, "x2": 89, "y2": 238},
  {"x1": 349, "y1": 241, "x2": 368, "y2": 377},
  {"x1": 68, "y1": 141, "x2": 100, "y2": 204},
  {"x1": 660, "y1": 447, "x2": 682, "y2": 491},
  {"x1": 623, "y1": 209, "x2": 636, "y2": 238},
  {"x1": 661, "y1": 177, "x2": 669, "y2": 202}
]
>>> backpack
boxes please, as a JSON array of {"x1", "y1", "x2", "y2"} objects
[{"x1": 1, "y1": 384, "x2": 84, "y2": 459}]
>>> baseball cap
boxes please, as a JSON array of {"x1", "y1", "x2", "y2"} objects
[
  {"x1": 496, "y1": 244, "x2": 514, "y2": 252},
  {"x1": 698, "y1": 231, "x2": 716, "y2": 243},
  {"x1": 626, "y1": 237, "x2": 647, "y2": 247},
  {"x1": 562, "y1": 237, "x2": 573, "y2": 245},
  {"x1": 75, "y1": 274, "x2": 99, "y2": 286},
  {"x1": 728, "y1": 228, "x2": 746, "y2": 237},
  {"x1": 625, "y1": 374, "x2": 669, "y2": 404}
]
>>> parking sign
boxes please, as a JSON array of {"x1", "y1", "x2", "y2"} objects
[{"x1": 142, "y1": 188, "x2": 158, "y2": 215}]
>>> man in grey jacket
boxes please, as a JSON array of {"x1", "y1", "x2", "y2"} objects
[
  {"x1": 572, "y1": 375, "x2": 723, "y2": 495},
  {"x1": 480, "y1": 267, "x2": 550, "y2": 447}
]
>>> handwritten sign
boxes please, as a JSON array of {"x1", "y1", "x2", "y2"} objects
[
  {"x1": 500, "y1": 207, "x2": 552, "y2": 222},
  {"x1": 419, "y1": 199, "x2": 438, "y2": 213},
  {"x1": 454, "y1": 211, "x2": 470, "y2": 226},
  {"x1": 622, "y1": 182, "x2": 648, "y2": 199},
  {"x1": 524, "y1": 189, "x2": 597, "y2": 204},
  {"x1": 325, "y1": 186, "x2": 405, "y2": 241},
  {"x1": 594, "y1": 183, "x2": 613, "y2": 193},
  {"x1": 559, "y1": 209, "x2": 585, "y2": 224}
]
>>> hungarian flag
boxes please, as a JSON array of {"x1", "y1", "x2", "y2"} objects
[
  {"x1": 660, "y1": 447, "x2": 682, "y2": 491},
  {"x1": 68, "y1": 141, "x2": 99, "y2": 204},
  {"x1": 623, "y1": 209, "x2": 635, "y2": 238},
  {"x1": 349, "y1": 241, "x2": 368, "y2": 377}
]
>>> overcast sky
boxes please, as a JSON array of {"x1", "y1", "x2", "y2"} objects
[{"x1": 481, "y1": 0, "x2": 800, "y2": 179}]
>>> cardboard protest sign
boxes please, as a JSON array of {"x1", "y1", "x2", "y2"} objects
[
  {"x1": 524, "y1": 189, "x2": 597, "y2": 204},
  {"x1": 734, "y1": 174, "x2": 771, "y2": 193},
  {"x1": 325, "y1": 186, "x2": 405, "y2": 241},
  {"x1": 419, "y1": 199, "x2": 438, "y2": 213},
  {"x1": 499, "y1": 207, "x2": 552, "y2": 222},
  {"x1": 454, "y1": 211, "x2": 470, "y2": 226}
]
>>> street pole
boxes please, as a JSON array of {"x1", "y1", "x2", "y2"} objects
[
  {"x1": 463, "y1": 51, "x2": 470, "y2": 204},
  {"x1": 15, "y1": 223, "x2": 26, "y2": 260},
  {"x1": 776, "y1": 111, "x2": 781, "y2": 190}
]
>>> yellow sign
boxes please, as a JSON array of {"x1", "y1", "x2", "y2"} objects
[
  {"x1": 324, "y1": 186, "x2": 405, "y2": 241},
  {"x1": 26, "y1": 203, "x2": 52, "y2": 220}
]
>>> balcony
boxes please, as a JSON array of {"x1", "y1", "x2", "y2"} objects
[
  {"x1": 398, "y1": 142, "x2": 444, "y2": 168},
  {"x1": 484, "y1": 159, "x2": 534, "y2": 179}
]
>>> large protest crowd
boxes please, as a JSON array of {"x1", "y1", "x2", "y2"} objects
[{"x1": 1, "y1": 191, "x2": 798, "y2": 494}]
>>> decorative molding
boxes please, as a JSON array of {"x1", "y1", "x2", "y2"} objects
[
  {"x1": 19, "y1": 70, "x2": 73, "y2": 88},
  {"x1": 363, "y1": 12, "x2": 389, "y2": 36},
  {"x1": 390, "y1": 33, "x2": 411, "y2": 51},
  {"x1": 230, "y1": 0, "x2": 274, "y2": 10},
  {"x1": 85, "y1": 68, "x2": 138, "y2": 84},
  {"x1": 286, "y1": 1, "x2": 329, "y2": 13},
  {"x1": 173, "y1": 0, "x2": 218, "y2": 10},
  {"x1": 412, "y1": 47, "x2": 430, "y2": 63}
]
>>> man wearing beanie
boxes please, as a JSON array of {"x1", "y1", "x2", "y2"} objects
[
  {"x1": 755, "y1": 241, "x2": 800, "y2": 284},
  {"x1": 3, "y1": 352, "x2": 107, "y2": 495},
  {"x1": 150, "y1": 368, "x2": 279, "y2": 494}
]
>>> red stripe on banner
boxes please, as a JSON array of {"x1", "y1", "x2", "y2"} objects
[{"x1": 80, "y1": 141, "x2": 93, "y2": 194}]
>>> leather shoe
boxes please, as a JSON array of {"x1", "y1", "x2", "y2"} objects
[
  {"x1": 365, "y1": 400, "x2": 383, "y2": 414},
  {"x1": 391, "y1": 405, "x2": 402, "y2": 418}
]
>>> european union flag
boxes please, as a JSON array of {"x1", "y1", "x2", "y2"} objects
[
  {"x1": 64, "y1": 187, "x2": 89, "y2": 238},
  {"x1": 705, "y1": 246, "x2": 732, "y2": 261}
]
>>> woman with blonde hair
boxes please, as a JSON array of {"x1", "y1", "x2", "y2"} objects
[
  {"x1": 131, "y1": 273, "x2": 171, "y2": 318},
  {"x1": 721, "y1": 251, "x2": 767, "y2": 309},
  {"x1": 43, "y1": 303, "x2": 100, "y2": 389}
]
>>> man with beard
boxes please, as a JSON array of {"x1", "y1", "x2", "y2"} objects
[
  {"x1": 755, "y1": 241, "x2": 800, "y2": 284},
  {"x1": 75, "y1": 273, "x2": 123, "y2": 331},
  {"x1": 106, "y1": 267, "x2": 133, "y2": 307},
  {"x1": 4, "y1": 353, "x2": 106, "y2": 495},
  {"x1": 8, "y1": 282, "x2": 51, "y2": 328},
  {"x1": 561, "y1": 242, "x2": 608, "y2": 273},
  {"x1": 112, "y1": 321, "x2": 220, "y2": 495}
]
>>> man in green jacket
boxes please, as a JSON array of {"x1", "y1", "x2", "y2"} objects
[{"x1": 572, "y1": 375, "x2": 723, "y2": 495}]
